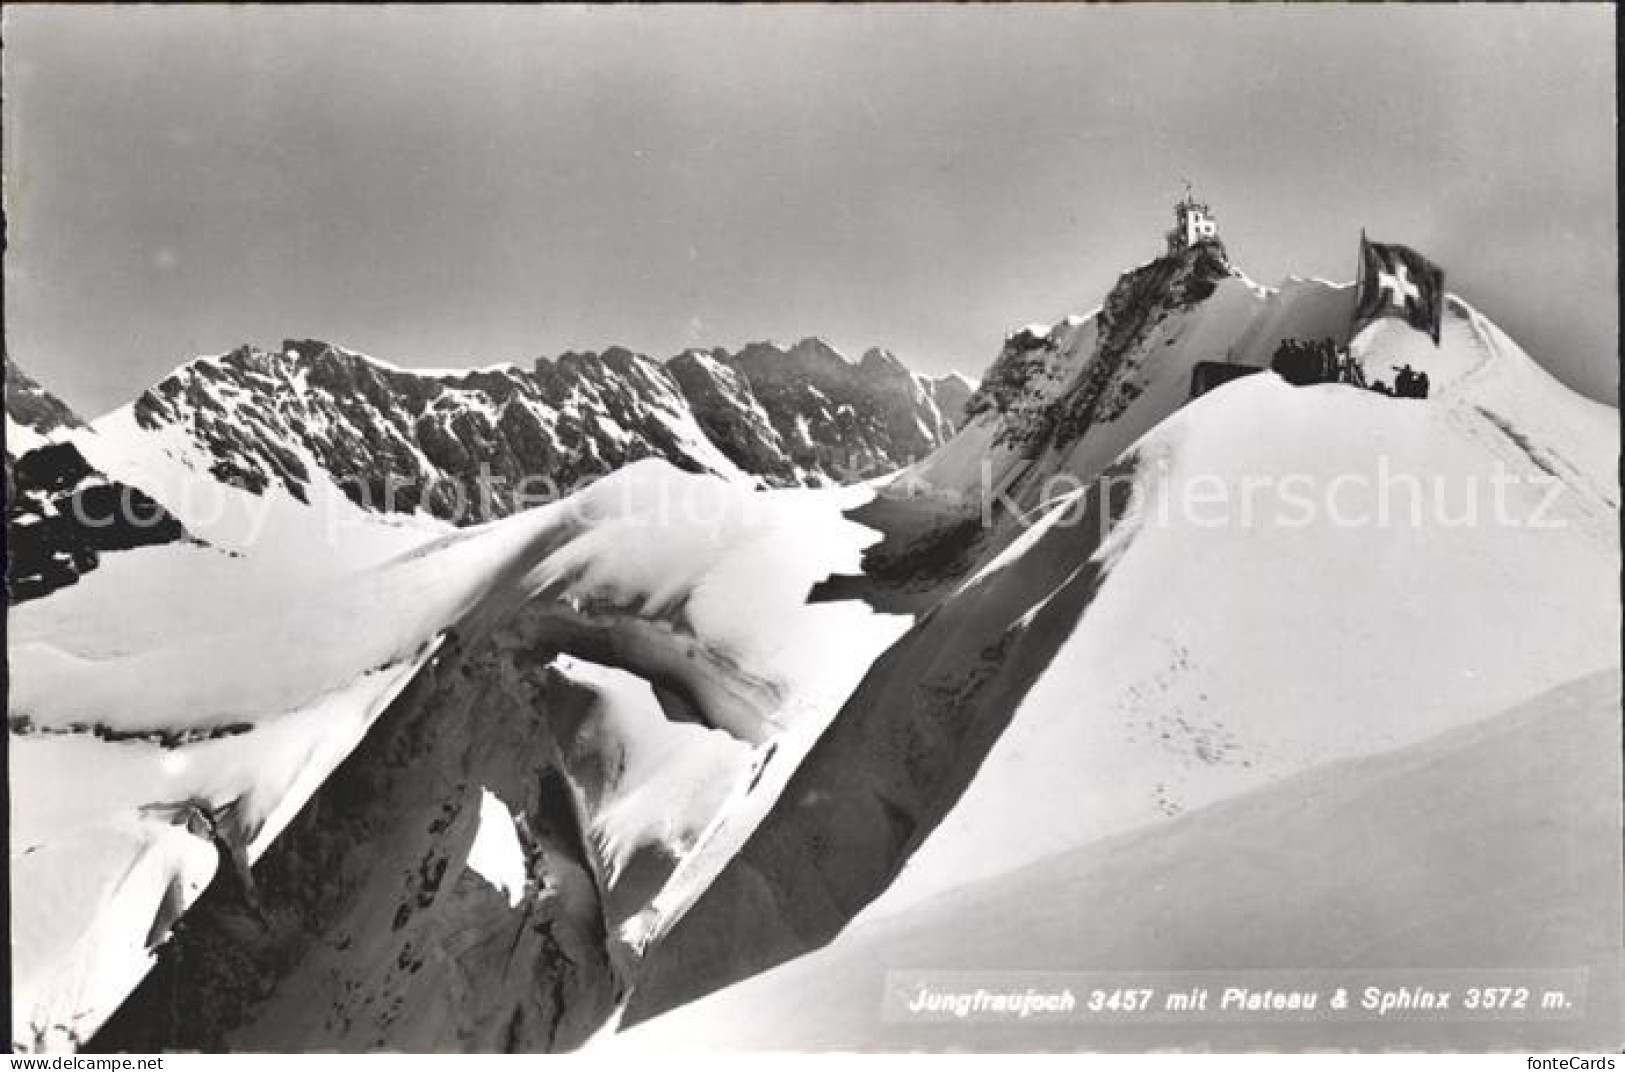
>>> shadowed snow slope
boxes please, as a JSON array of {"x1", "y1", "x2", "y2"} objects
[{"x1": 609, "y1": 670, "x2": 1623, "y2": 1051}]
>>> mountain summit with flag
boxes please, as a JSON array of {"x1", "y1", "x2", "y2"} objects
[
  {"x1": 1353, "y1": 234, "x2": 1446, "y2": 345},
  {"x1": 9, "y1": 185, "x2": 1618, "y2": 1055}
]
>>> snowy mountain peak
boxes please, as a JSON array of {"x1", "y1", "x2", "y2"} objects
[
  {"x1": 858, "y1": 346, "x2": 910, "y2": 378},
  {"x1": 5, "y1": 357, "x2": 87, "y2": 457},
  {"x1": 956, "y1": 240, "x2": 1237, "y2": 461},
  {"x1": 71, "y1": 335, "x2": 970, "y2": 533},
  {"x1": 911, "y1": 227, "x2": 1596, "y2": 527}
]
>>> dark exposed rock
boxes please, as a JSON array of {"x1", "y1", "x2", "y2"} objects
[
  {"x1": 920, "y1": 371, "x2": 974, "y2": 435},
  {"x1": 5, "y1": 356, "x2": 86, "y2": 445},
  {"x1": 709, "y1": 338, "x2": 956, "y2": 485},
  {"x1": 6, "y1": 441, "x2": 190, "y2": 605},
  {"x1": 89, "y1": 625, "x2": 625, "y2": 1053},
  {"x1": 117, "y1": 337, "x2": 968, "y2": 524},
  {"x1": 667, "y1": 350, "x2": 797, "y2": 485},
  {"x1": 965, "y1": 241, "x2": 1236, "y2": 453}
]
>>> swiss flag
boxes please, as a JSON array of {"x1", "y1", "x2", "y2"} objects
[{"x1": 1353, "y1": 234, "x2": 1445, "y2": 345}]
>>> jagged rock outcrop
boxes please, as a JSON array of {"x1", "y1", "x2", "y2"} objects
[
  {"x1": 116, "y1": 337, "x2": 969, "y2": 522},
  {"x1": 965, "y1": 240, "x2": 1235, "y2": 454},
  {"x1": 718, "y1": 339, "x2": 953, "y2": 483},
  {"x1": 666, "y1": 349, "x2": 799, "y2": 485},
  {"x1": 89, "y1": 633, "x2": 623, "y2": 1053},
  {"x1": 128, "y1": 341, "x2": 733, "y2": 520},
  {"x1": 5, "y1": 356, "x2": 86, "y2": 455},
  {"x1": 1051, "y1": 239, "x2": 1234, "y2": 444},
  {"x1": 5, "y1": 442, "x2": 190, "y2": 604},
  {"x1": 5, "y1": 360, "x2": 189, "y2": 605},
  {"x1": 919, "y1": 370, "x2": 974, "y2": 437},
  {"x1": 664, "y1": 342, "x2": 972, "y2": 486}
]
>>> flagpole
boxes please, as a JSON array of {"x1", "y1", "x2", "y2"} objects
[
  {"x1": 1433, "y1": 261, "x2": 1444, "y2": 347},
  {"x1": 1355, "y1": 228, "x2": 1366, "y2": 314},
  {"x1": 1351, "y1": 228, "x2": 1366, "y2": 349}
]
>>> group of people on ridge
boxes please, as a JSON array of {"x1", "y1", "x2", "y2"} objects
[
  {"x1": 1269, "y1": 336, "x2": 1430, "y2": 399},
  {"x1": 1382, "y1": 364, "x2": 1431, "y2": 399}
]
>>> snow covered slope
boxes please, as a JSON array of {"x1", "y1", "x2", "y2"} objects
[
  {"x1": 11, "y1": 462, "x2": 910, "y2": 1051},
  {"x1": 610, "y1": 670, "x2": 1623, "y2": 1051},
  {"x1": 9, "y1": 233, "x2": 1617, "y2": 1053},
  {"x1": 620, "y1": 255, "x2": 1619, "y2": 1028}
]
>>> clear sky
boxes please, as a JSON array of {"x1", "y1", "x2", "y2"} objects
[{"x1": 4, "y1": 4, "x2": 1615, "y2": 417}]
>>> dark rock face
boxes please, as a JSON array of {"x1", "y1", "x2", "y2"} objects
[
  {"x1": 3, "y1": 342, "x2": 972, "y2": 604},
  {"x1": 966, "y1": 241, "x2": 1235, "y2": 453},
  {"x1": 963, "y1": 329, "x2": 1060, "y2": 436},
  {"x1": 89, "y1": 632, "x2": 621, "y2": 1054},
  {"x1": 716, "y1": 339, "x2": 956, "y2": 485},
  {"x1": 124, "y1": 338, "x2": 970, "y2": 522},
  {"x1": 5, "y1": 359, "x2": 190, "y2": 604},
  {"x1": 920, "y1": 372, "x2": 974, "y2": 436},
  {"x1": 6, "y1": 442, "x2": 189, "y2": 604},
  {"x1": 1049, "y1": 241, "x2": 1232, "y2": 445},
  {"x1": 5, "y1": 356, "x2": 86, "y2": 445},
  {"x1": 129, "y1": 341, "x2": 736, "y2": 521},
  {"x1": 666, "y1": 350, "x2": 799, "y2": 485}
]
